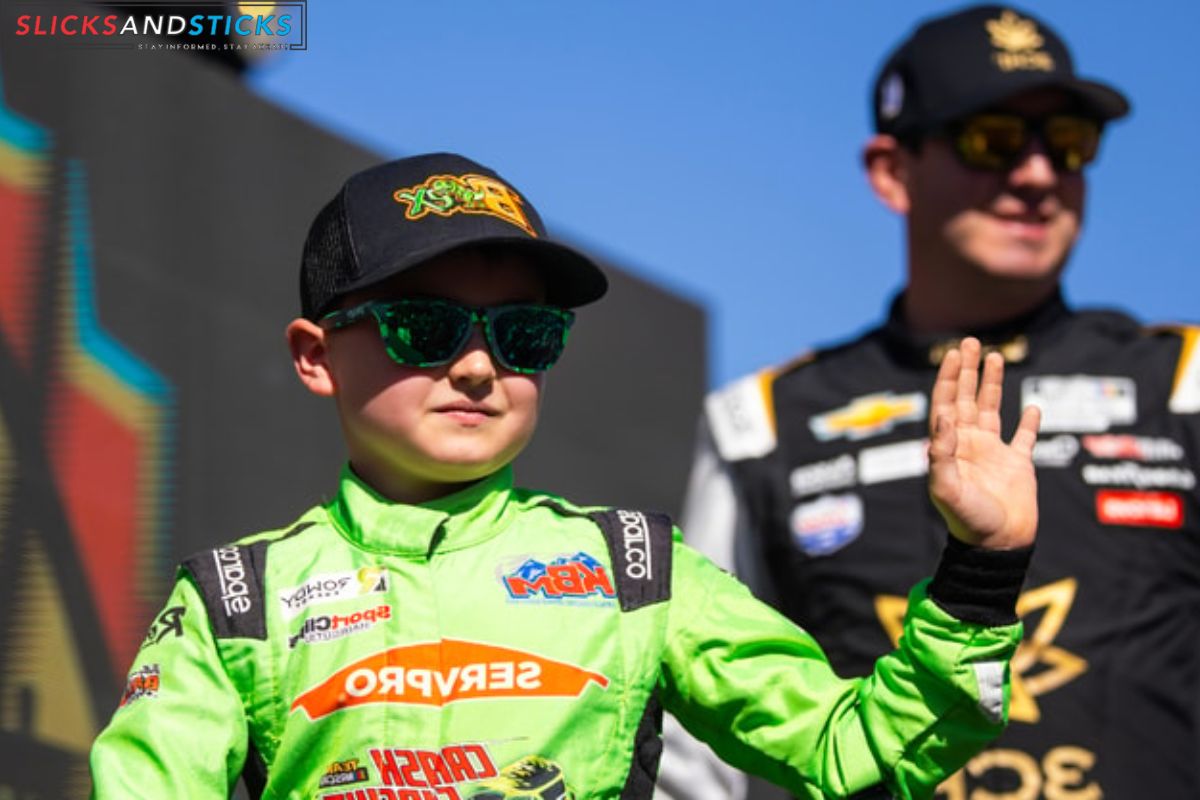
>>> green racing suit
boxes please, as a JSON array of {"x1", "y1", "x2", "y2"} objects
[{"x1": 89, "y1": 464, "x2": 1027, "y2": 799}]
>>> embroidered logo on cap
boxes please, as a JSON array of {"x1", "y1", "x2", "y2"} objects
[
  {"x1": 393, "y1": 173, "x2": 536, "y2": 236},
  {"x1": 986, "y1": 9, "x2": 1054, "y2": 72}
]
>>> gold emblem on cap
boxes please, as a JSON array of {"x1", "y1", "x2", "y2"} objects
[
  {"x1": 928, "y1": 335, "x2": 1029, "y2": 366},
  {"x1": 986, "y1": 9, "x2": 1055, "y2": 72}
]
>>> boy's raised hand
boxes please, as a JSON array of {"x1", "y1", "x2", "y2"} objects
[{"x1": 928, "y1": 337, "x2": 1041, "y2": 550}]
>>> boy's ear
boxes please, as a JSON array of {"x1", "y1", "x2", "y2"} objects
[
  {"x1": 863, "y1": 134, "x2": 912, "y2": 215},
  {"x1": 286, "y1": 318, "x2": 336, "y2": 397}
]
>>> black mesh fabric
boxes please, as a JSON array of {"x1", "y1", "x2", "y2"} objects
[{"x1": 300, "y1": 188, "x2": 359, "y2": 320}]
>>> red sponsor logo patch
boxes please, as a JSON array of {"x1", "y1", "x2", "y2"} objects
[
  {"x1": 1096, "y1": 490, "x2": 1184, "y2": 529},
  {"x1": 1082, "y1": 434, "x2": 1183, "y2": 462},
  {"x1": 119, "y1": 663, "x2": 160, "y2": 707},
  {"x1": 292, "y1": 640, "x2": 609, "y2": 720}
]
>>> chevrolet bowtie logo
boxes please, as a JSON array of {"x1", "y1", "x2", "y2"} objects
[
  {"x1": 876, "y1": 577, "x2": 1086, "y2": 723},
  {"x1": 809, "y1": 392, "x2": 927, "y2": 442}
]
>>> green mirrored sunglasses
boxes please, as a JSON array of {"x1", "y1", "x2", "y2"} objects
[{"x1": 320, "y1": 298, "x2": 575, "y2": 374}]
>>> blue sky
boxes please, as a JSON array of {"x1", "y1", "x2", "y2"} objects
[{"x1": 250, "y1": 1, "x2": 1200, "y2": 387}]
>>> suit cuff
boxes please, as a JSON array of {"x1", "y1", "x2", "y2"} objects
[{"x1": 927, "y1": 536, "x2": 1032, "y2": 626}]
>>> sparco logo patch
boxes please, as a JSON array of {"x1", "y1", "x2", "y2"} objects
[
  {"x1": 1096, "y1": 490, "x2": 1184, "y2": 529},
  {"x1": 214, "y1": 546, "x2": 251, "y2": 617},
  {"x1": 502, "y1": 552, "x2": 616, "y2": 603},
  {"x1": 292, "y1": 640, "x2": 609, "y2": 719},
  {"x1": 615, "y1": 510, "x2": 652, "y2": 581},
  {"x1": 279, "y1": 567, "x2": 388, "y2": 620}
]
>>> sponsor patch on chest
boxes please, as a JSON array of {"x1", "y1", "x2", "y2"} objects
[
  {"x1": 292, "y1": 640, "x2": 609, "y2": 719},
  {"x1": 499, "y1": 552, "x2": 616, "y2": 605},
  {"x1": 789, "y1": 493, "x2": 864, "y2": 556},
  {"x1": 1095, "y1": 490, "x2": 1185, "y2": 529},
  {"x1": 809, "y1": 392, "x2": 926, "y2": 442},
  {"x1": 1021, "y1": 375, "x2": 1136, "y2": 432},
  {"x1": 278, "y1": 567, "x2": 389, "y2": 620},
  {"x1": 858, "y1": 439, "x2": 929, "y2": 485}
]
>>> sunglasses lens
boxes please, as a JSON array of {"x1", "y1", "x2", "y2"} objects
[
  {"x1": 1045, "y1": 115, "x2": 1100, "y2": 172},
  {"x1": 489, "y1": 306, "x2": 573, "y2": 373},
  {"x1": 956, "y1": 115, "x2": 1028, "y2": 170},
  {"x1": 378, "y1": 300, "x2": 472, "y2": 367}
]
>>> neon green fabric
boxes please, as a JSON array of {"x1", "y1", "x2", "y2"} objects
[{"x1": 90, "y1": 465, "x2": 1020, "y2": 799}]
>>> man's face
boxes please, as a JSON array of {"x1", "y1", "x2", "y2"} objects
[
  {"x1": 322, "y1": 250, "x2": 549, "y2": 499},
  {"x1": 905, "y1": 89, "x2": 1090, "y2": 282}
]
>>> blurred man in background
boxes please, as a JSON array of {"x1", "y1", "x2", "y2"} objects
[{"x1": 659, "y1": 4, "x2": 1200, "y2": 798}]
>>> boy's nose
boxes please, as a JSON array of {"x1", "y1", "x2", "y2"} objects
[{"x1": 447, "y1": 325, "x2": 497, "y2": 385}]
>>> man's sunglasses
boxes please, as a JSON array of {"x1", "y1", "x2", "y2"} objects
[
  {"x1": 320, "y1": 298, "x2": 575, "y2": 374},
  {"x1": 947, "y1": 113, "x2": 1102, "y2": 173}
]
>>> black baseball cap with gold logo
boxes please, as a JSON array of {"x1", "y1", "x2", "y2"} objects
[
  {"x1": 300, "y1": 153, "x2": 609, "y2": 320},
  {"x1": 872, "y1": 4, "x2": 1130, "y2": 139}
]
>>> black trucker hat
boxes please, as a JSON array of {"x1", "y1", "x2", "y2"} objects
[
  {"x1": 872, "y1": 4, "x2": 1130, "y2": 140},
  {"x1": 300, "y1": 153, "x2": 609, "y2": 320}
]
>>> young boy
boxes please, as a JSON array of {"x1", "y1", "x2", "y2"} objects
[{"x1": 89, "y1": 153, "x2": 1041, "y2": 799}]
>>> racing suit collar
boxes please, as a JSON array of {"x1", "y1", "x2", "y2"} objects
[
  {"x1": 882, "y1": 289, "x2": 1071, "y2": 368},
  {"x1": 328, "y1": 465, "x2": 517, "y2": 556}
]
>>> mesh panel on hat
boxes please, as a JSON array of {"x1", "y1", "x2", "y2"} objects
[{"x1": 300, "y1": 189, "x2": 358, "y2": 320}]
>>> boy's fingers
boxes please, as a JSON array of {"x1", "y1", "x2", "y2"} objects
[
  {"x1": 978, "y1": 351, "x2": 1004, "y2": 434},
  {"x1": 930, "y1": 348, "x2": 962, "y2": 438},
  {"x1": 1010, "y1": 405, "x2": 1042, "y2": 456}
]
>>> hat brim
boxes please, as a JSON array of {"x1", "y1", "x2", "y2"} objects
[
  {"x1": 327, "y1": 235, "x2": 609, "y2": 314},
  {"x1": 941, "y1": 74, "x2": 1131, "y2": 127}
]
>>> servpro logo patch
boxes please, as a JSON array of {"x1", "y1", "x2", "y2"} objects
[{"x1": 291, "y1": 640, "x2": 609, "y2": 719}]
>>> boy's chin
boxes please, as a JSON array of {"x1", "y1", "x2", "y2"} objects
[{"x1": 416, "y1": 449, "x2": 522, "y2": 484}]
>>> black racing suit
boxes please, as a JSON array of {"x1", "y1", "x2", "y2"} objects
[{"x1": 685, "y1": 293, "x2": 1200, "y2": 799}]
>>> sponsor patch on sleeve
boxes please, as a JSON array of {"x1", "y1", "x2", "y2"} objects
[
  {"x1": 705, "y1": 371, "x2": 777, "y2": 461},
  {"x1": 1169, "y1": 326, "x2": 1200, "y2": 413},
  {"x1": 118, "y1": 664, "x2": 161, "y2": 708}
]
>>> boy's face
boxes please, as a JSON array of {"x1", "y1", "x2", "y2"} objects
[{"x1": 289, "y1": 249, "x2": 550, "y2": 502}]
